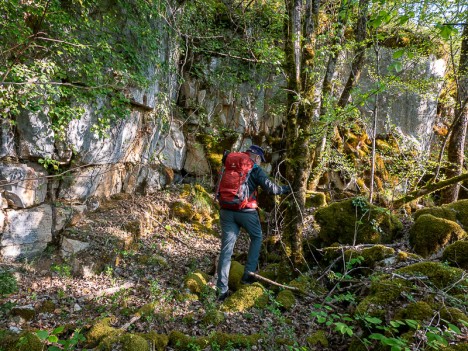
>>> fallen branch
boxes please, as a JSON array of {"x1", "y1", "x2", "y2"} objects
[
  {"x1": 248, "y1": 272, "x2": 317, "y2": 298},
  {"x1": 83, "y1": 282, "x2": 134, "y2": 301},
  {"x1": 392, "y1": 172, "x2": 468, "y2": 208},
  {"x1": 121, "y1": 315, "x2": 141, "y2": 331}
]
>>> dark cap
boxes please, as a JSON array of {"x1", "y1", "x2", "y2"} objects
[{"x1": 246, "y1": 145, "x2": 266, "y2": 162}]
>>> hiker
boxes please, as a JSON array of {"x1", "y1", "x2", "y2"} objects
[{"x1": 216, "y1": 145, "x2": 291, "y2": 301}]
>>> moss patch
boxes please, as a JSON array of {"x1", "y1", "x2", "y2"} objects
[
  {"x1": 220, "y1": 282, "x2": 267, "y2": 312},
  {"x1": 202, "y1": 309, "x2": 225, "y2": 326},
  {"x1": 306, "y1": 330, "x2": 329, "y2": 347},
  {"x1": 315, "y1": 198, "x2": 402, "y2": 245},
  {"x1": 396, "y1": 262, "x2": 468, "y2": 291},
  {"x1": 414, "y1": 199, "x2": 468, "y2": 230},
  {"x1": 168, "y1": 331, "x2": 209, "y2": 350},
  {"x1": 99, "y1": 332, "x2": 149, "y2": 351},
  {"x1": 345, "y1": 245, "x2": 395, "y2": 268},
  {"x1": 443, "y1": 240, "x2": 468, "y2": 269},
  {"x1": 276, "y1": 289, "x2": 296, "y2": 310},
  {"x1": 184, "y1": 270, "x2": 210, "y2": 294},
  {"x1": 139, "y1": 332, "x2": 168, "y2": 351},
  {"x1": 210, "y1": 332, "x2": 260, "y2": 348},
  {"x1": 305, "y1": 191, "x2": 327, "y2": 208},
  {"x1": 0, "y1": 271, "x2": 18, "y2": 296},
  {"x1": 0, "y1": 331, "x2": 43, "y2": 351},
  {"x1": 395, "y1": 301, "x2": 434, "y2": 321},
  {"x1": 228, "y1": 260, "x2": 244, "y2": 291},
  {"x1": 409, "y1": 214, "x2": 466, "y2": 257},
  {"x1": 86, "y1": 317, "x2": 121, "y2": 348}
]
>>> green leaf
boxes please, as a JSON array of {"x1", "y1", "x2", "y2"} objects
[
  {"x1": 392, "y1": 49, "x2": 405, "y2": 59},
  {"x1": 365, "y1": 316, "x2": 382, "y2": 324},
  {"x1": 36, "y1": 330, "x2": 49, "y2": 340},
  {"x1": 47, "y1": 335, "x2": 59, "y2": 343},
  {"x1": 447, "y1": 323, "x2": 461, "y2": 334}
]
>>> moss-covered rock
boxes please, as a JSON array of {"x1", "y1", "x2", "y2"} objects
[
  {"x1": 305, "y1": 191, "x2": 327, "y2": 208},
  {"x1": 306, "y1": 330, "x2": 329, "y2": 347},
  {"x1": 220, "y1": 282, "x2": 267, "y2": 312},
  {"x1": 184, "y1": 270, "x2": 210, "y2": 294},
  {"x1": 10, "y1": 306, "x2": 35, "y2": 321},
  {"x1": 440, "y1": 307, "x2": 468, "y2": 326},
  {"x1": 288, "y1": 275, "x2": 325, "y2": 295},
  {"x1": 395, "y1": 301, "x2": 434, "y2": 321},
  {"x1": 355, "y1": 276, "x2": 412, "y2": 317},
  {"x1": 315, "y1": 198, "x2": 403, "y2": 245},
  {"x1": 99, "y1": 333, "x2": 149, "y2": 351},
  {"x1": 86, "y1": 318, "x2": 121, "y2": 348},
  {"x1": 135, "y1": 303, "x2": 156, "y2": 317},
  {"x1": 140, "y1": 332, "x2": 168, "y2": 351},
  {"x1": 210, "y1": 332, "x2": 260, "y2": 348},
  {"x1": 258, "y1": 262, "x2": 295, "y2": 286},
  {"x1": 171, "y1": 201, "x2": 195, "y2": 221},
  {"x1": 414, "y1": 199, "x2": 468, "y2": 230},
  {"x1": 0, "y1": 331, "x2": 43, "y2": 351},
  {"x1": 37, "y1": 300, "x2": 56, "y2": 313},
  {"x1": 168, "y1": 331, "x2": 209, "y2": 350},
  {"x1": 344, "y1": 245, "x2": 395, "y2": 269},
  {"x1": 202, "y1": 309, "x2": 225, "y2": 326},
  {"x1": 396, "y1": 262, "x2": 468, "y2": 291},
  {"x1": 228, "y1": 260, "x2": 244, "y2": 291},
  {"x1": 276, "y1": 289, "x2": 296, "y2": 310},
  {"x1": 443, "y1": 240, "x2": 468, "y2": 269},
  {"x1": 409, "y1": 214, "x2": 466, "y2": 257}
]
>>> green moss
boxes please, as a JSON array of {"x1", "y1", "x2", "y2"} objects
[
  {"x1": 38, "y1": 300, "x2": 56, "y2": 313},
  {"x1": 276, "y1": 289, "x2": 296, "y2": 310},
  {"x1": 305, "y1": 191, "x2": 327, "y2": 208},
  {"x1": 139, "y1": 332, "x2": 168, "y2": 351},
  {"x1": 136, "y1": 303, "x2": 156, "y2": 317},
  {"x1": 202, "y1": 309, "x2": 225, "y2": 326},
  {"x1": 168, "y1": 331, "x2": 209, "y2": 350},
  {"x1": 288, "y1": 275, "x2": 324, "y2": 295},
  {"x1": 87, "y1": 318, "x2": 121, "y2": 348},
  {"x1": 443, "y1": 240, "x2": 468, "y2": 269},
  {"x1": 355, "y1": 277, "x2": 411, "y2": 317},
  {"x1": 306, "y1": 330, "x2": 328, "y2": 347},
  {"x1": 315, "y1": 198, "x2": 402, "y2": 245},
  {"x1": 258, "y1": 262, "x2": 294, "y2": 286},
  {"x1": 440, "y1": 307, "x2": 468, "y2": 326},
  {"x1": 0, "y1": 331, "x2": 43, "y2": 351},
  {"x1": 414, "y1": 200, "x2": 468, "y2": 230},
  {"x1": 11, "y1": 306, "x2": 35, "y2": 321},
  {"x1": 396, "y1": 262, "x2": 468, "y2": 291},
  {"x1": 228, "y1": 260, "x2": 244, "y2": 291},
  {"x1": 172, "y1": 201, "x2": 195, "y2": 221},
  {"x1": 210, "y1": 332, "x2": 260, "y2": 348},
  {"x1": 99, "y1": 333, "x2": 149, "y2": 351},
  {"x1": 175, "y1": 292, "x2": 199, "y2": 302},
  {"x1": 220, "y1": 283, "x2": 267, "y2": 312},
  {"x1": 395, "y1": 301, "x2": 434, "y2": 321},
  {"x1": 184, "y1": 270, "x2": 210, "y2": 294},
  {"x1": 345, "y1": 245, "x2": 395, "y2": 268},
  {"x1": 446, "y1": 343, "x2": 468, "y2": 351},
  {"x1": 409, "y1": 214, "x2": 466, "y2": 257}
]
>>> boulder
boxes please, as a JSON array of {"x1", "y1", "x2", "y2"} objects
[
  {"x1": 409, "y1": 214, "x2": 466, "y2": 257},
  {"x1": 0, "y1": 119, "x2": 16, "y2": 159},
  {"x1": 0, "y1": 163, "x2": 47, "y2": 208},
  {"x1": 414, "y1": 199, "x2": 468, "y2": 230},
  {"x1": 314, "y1": 198, "x2": 403, "y2": 245},
  {"x1": 61, "y1": 237, "x2": 90, "y2": 258},
  {"x1": 442, "y1": 240, "x2": 468, "y2": 269},
  {"x1": 1, "y1": 205, "x2": 53, "y2": 259},
  {"x1": 184, "y1": 140, "x2": 211, "y2": 176}
]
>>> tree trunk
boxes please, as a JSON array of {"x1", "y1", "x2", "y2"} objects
[{"x1": 441, "y1": 23, "x2": 468, "y2": 203}]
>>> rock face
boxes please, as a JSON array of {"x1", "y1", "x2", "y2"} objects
[{"x1": 1, "y1": 205, "x2": 53, "y2": 259}]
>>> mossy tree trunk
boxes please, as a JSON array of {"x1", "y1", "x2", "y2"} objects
[
  {"x1": 282, "y1": 0, "x2": 370, "y2": 266},
  {"x1": 441, "y1": 23, "x2": 468, "y2": 203},
  {"x1": 283, "y1": 0, "x2": 318, "y2": 266}
]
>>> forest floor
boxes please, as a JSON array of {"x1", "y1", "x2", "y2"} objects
[{"x1": 0, "y1": 185, "x2": 467, "y2": 350}]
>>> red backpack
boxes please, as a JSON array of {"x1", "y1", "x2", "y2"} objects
[{"x1": 217, "y1": 152, "x2": 256, "y2": 210}]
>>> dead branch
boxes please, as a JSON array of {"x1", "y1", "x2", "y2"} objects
[{"x1": 82, "y1": 282, "x2": 134, "y2": 301}]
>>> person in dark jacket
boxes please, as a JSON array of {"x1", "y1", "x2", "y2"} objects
[{"x1": 216, "y1": 145, "x2": 291, "y2": 301}]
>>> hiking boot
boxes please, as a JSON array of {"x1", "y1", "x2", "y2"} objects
[
  {"x1": 217, "y1": 291, "x2": 231, "y2": 302},
  {"x1": 240, "y1": 275, "x2": 257, "y2": 285}
]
